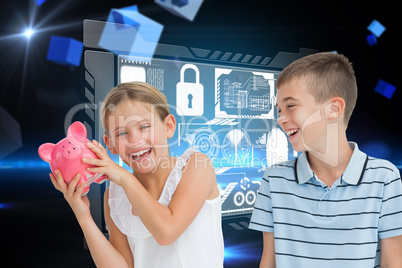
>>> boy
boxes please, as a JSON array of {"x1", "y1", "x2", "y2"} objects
[{"x1": 249, "y1": 52, "x2": 402, "y2": 267}]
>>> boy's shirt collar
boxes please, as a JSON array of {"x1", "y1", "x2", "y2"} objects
[{"x1": 294, "y1": 142, "x2": 369, "y2": 185}]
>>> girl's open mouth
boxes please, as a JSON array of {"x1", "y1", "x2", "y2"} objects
[{"x1": 130, "y1": 148, "x2": 152, "y2": 161}]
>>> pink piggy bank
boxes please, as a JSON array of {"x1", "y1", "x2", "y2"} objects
[{"x1": 38, "y1": 121, "x2": 107, "y2": 196}]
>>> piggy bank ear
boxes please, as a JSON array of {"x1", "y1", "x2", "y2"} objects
[
  {"x1": 38, "y1": 143, "x2": 55, "y2": 163},
  {"x1": 67, "y1": 121, "x2": 87, "y2": 143}
]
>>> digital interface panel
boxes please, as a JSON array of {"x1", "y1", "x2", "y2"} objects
[
  {"x1": 116, "y1": 56, "x2": 290, "y2": 217},
  {"x1": 82, "y1": 19, "x2": 316, "y2": 232}
]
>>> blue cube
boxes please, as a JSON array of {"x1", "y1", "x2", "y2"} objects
[
  {"x1": 172, "y1": 0, "x2": 189, "y2": 7},
  {"x1": 46, "y1": 36, "x2": 83, "y2": 66},
  {"x1": 367, "y1": 20, "x2": 385, "y2": 38},
  {"x1": 111, "y1": 5, "x2": 140, "y2": 30},
  {"x1": 155, "y1": 0, "x2": 203, "y2": 21},
  {"x1": 366, "y1": 34, "x2": 377, "y2": 46},
  {"x1": 374, "y1": 79, "x2": 396, "y2": 99},
  {"x1": 32, "y1": 0, "x2": 46, "y2": 6},
  {"x1": 98, "y1": 5, "x2": 163, "y2": 61},
  {"x1": 120, "y1": 5, "x2": 139, "y2": 12}
]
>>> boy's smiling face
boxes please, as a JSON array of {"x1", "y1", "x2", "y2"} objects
[{"x1": 276, "y1": 77, "x2": 329, "y2": 153}]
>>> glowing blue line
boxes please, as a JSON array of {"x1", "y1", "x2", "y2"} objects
[
  {"x1": 0, "y1": 33, "x2": 26, "y2": 41},
  {"x1": 34, "y1": 21, "x2": 84, "y2": 33},
  {"x1": 34, "y1": 0, "x2": 80, "y2": 29},
  {"x1": 28, "y1": 0, "x2": 38, "y2": 29},
  {"x1": 18, "y1": 34, "x2": 30, "y2": 118},
  {"x1": 224, "y1": 241, "x2": 262, "y2": 264},
  {"x1": 0, "y1": 160, "x2": 49, "y2": 169},
  {"x1": 0, "y1": 203, "x2": 11, "y2": 209}
]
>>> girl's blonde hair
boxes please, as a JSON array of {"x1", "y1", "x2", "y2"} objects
[{"x1": 101, "y1": 81, "x2": 170, "y2": 133}]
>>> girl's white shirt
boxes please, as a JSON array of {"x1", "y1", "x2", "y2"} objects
[{"x1": 108, "y1": 147, "x2": 224, "y2": 268}]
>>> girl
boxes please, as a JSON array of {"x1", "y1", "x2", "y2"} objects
[{"x1": 50, "y1": 82, "x2": 224, "y2": 267}]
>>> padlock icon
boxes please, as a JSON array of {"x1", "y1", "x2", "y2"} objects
[{"x1": 176, "y1": 64, "x2": 204, "y2": 116}]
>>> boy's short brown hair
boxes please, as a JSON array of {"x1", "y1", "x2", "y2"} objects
[{"x1": 276, "y1": 52, "x2": 357, "y2": 125}]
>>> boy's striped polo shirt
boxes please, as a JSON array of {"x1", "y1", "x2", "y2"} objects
[{"x1": 249, "y1": 142, "x2": 402, "y2": 268}]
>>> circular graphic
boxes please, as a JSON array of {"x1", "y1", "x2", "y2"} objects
[
  {"x1": 233, "y1": 191, "x2": 245, "y2": 207},
  {"x1": 240, "y1": 177, "x2": 250, "y2": 191},
  {"x1": 191, "y1": 128, "x2": 220, "y2": 160},
  {"x1": 245, "y1": 190, "x2": 256, "y2": 205},
  {"x1": 222, "y1": 129, "x2": 250, "y2": 164}
]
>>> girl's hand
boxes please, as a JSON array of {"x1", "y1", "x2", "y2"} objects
[
  {"x1": 50, "y1": 170, "x2": 91, "y2": 219},
  {"x1": 83, "y1": 140, "x2": 134, "y2": 186}
]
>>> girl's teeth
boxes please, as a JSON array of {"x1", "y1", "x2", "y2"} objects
[
  {"x1": 287, "y1": 129, "x2": 298, "y2": 136},
  {"x1": 132, "y1": 149, "x2": 151, "y2": 157}
]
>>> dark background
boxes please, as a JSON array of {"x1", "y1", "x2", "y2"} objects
[{"x1": 0, "y1": 0, "x2": 400, "y2": 267}]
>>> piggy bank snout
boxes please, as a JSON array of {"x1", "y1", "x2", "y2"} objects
[{"x1": 62, "y1": 144, "x2": 82, "y2": 160}]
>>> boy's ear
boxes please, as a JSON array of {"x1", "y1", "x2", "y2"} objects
[
  {"x1": 325, "y1": 97, "x2": 345, "y2": 120},
  {"x1": 164, "y1": 114, "x2": 176, "y2": 139},
  {"x1": 103, "y1": 134, "x2": 118, "y2": 155}
]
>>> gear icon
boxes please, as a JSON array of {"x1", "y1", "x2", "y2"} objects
[{"x1": 240, "y1": 177, "x2": 250, "y2": 191}]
